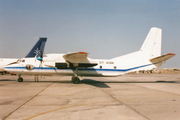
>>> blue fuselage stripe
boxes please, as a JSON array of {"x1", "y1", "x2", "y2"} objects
[{"x1": 5, "y1": 63, "x2": 154, "y2": 72}]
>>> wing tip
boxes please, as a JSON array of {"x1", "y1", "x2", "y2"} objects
[
  {"x1": 78, "y1": 52, "x2": 88, "y2": 54},
  {"x1": 167, "y1": 53, "x2": 175, "y2": 55}
]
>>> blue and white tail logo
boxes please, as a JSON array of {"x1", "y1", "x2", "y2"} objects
[
  {"x1": 34, "y1": 48, "x2": 41, "y2": 56},
  {"x1": 25, "y1": 38, "x2": 47, "y2": 58}
]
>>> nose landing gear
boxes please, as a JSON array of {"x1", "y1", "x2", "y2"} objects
[{"x1": 17, "y1": 74, "x2": 39, "y2": 82}]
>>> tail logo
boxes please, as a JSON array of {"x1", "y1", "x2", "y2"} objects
[{"x1": 34, "y1": 48, "x2": 41, "y2": 56}]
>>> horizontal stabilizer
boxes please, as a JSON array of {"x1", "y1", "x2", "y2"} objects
[{"x1": 150, "y1": 53, "x2": 175, "y2": 63}]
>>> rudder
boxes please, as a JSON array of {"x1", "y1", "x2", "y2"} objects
[{"x1": 140, "y1": 27, "x2": 162, "y2": 59}]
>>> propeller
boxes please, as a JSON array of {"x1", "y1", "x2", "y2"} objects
[
  {"x1": 37, "y1": 52, "x2": 43, "y2": 69},
  {"x1": 35, "y1": 38, "x2": 46, "y2": 69}
]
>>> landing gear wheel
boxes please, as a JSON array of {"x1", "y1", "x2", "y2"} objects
[
  {"x1": 71, "y1": 76, "x2": 75, "y2": 82},
  {"x1": 18, "y1": 77, "x2": 23, "y2": 82},
  {"x1": 72, "y1": 76, "x2": 80, "y2": 84}
]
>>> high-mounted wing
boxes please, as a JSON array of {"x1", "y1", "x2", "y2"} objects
[
  {"x1": 62, "y1": 52, "x2": 98, "y2": 67},
  {"x1": 63, "y1": 52, "x2": 88, "y2": 61}
]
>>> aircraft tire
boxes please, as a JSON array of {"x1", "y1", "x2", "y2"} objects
[
  {"x1": 72, "y1": 76, "x2": 80, "y2": 84},
  {"x1": 18, "y1": 77, "x2": 23, "y2": 82},
  {"x1": 71, "y1": 76, "x2": 75, "y2": 82}
]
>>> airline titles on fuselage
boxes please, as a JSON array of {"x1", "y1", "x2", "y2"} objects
[{"x1": 99, "y1": 61, "x2": 114, "y2": 64}]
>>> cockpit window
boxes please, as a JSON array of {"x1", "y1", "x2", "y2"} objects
[{"x1": 17, "y1": 59, "x2": 25, "y2": 63}]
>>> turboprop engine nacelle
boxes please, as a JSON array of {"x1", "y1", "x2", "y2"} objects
[{"x1": 25, "y1": 64, "x2": 35, "y2": 70}]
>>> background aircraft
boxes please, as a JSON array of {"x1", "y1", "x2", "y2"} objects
[
  {"x1": 0, "y1": 58, "x2": 18, "y2": 75},
  {"x1": 4, "y1": 27, "x2": 175, "y2": 84}
]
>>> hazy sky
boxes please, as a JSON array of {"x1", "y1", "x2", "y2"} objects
[{"x1": 0, "y1": 0, "x2": 180, "y2": 68}]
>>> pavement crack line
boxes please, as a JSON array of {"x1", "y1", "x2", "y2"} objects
[
  {"x1": 127, "y1": 83, "x2": 180, "y2": 97},
  {"x1": 98, "y1": 87, "x2": 151, "y2": 120},
  {"x1": 24, "y1": 100, "x2": 115, "y2": 120},
  {"x1": 2, "y1": 81, "x2": 57, "y2": 120}
]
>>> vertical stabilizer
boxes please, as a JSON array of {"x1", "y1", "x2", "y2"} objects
[
  {"x1": 140, "y1": 27, "x2": 162, "y2": 59},
  {"x1": 25, "y1": 38, "x2": 47, "y2": 58}
]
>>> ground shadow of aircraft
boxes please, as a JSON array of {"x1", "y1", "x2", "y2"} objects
[
  {"x1": 0, "y1": 79, "x2": 16, "y2": 81},
  {"x1": 1, "y1": 79, "x2": 179, "y2": 88},
  {"x1": 17, "y1": 79, "x2": 111, "y2": 88},
  {"x1": 81, "y1": 79, "x2": 111, "y2": 88},
  {"x1": 80, "y1": 79, "x2": 180, "y2": 88}
]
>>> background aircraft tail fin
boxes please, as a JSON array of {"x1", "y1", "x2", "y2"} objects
[
  {"x1": 25, "y1": 38, "x2": 47, "y2": 58},
  {"x1": 140, "y1": 27, "x2": 162, "y2": 59}
]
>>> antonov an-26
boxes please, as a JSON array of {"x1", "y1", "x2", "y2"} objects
[{"x1": 4, "y1": 27, "x2": 175, "y2": 84}]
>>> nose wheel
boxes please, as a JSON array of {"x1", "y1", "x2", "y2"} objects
[{"x1": 71, "y1": 76, "x2": 80, "y2": 84}]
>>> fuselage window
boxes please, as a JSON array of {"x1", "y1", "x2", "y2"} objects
[
  {"x1": 22, "y1": 60, "x2": 25, "y2": 62},
  {"x1": 100, "y1": 66, "x2": 102, "y2": 69},
  {"x1": 114, "y1": 66, "x2": 117, "y2": 69}
]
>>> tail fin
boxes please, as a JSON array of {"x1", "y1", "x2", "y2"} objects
[
  {"x1": 140, "y1": 27, "x2": 162, "y2": 59},
  {"x1": 25, "y1": 38, "x2": 47, "y2": 58}
]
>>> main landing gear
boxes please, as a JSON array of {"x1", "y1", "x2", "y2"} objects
[
  {"x1": 71, "y1": 76, "x2": 80, "y2": 84},
  {"x1": 17, "y1": 74, "x2": 23, "y2": 82},
  {"x1": 71, "y1": 67, "x2": 81, "y2": 84}
]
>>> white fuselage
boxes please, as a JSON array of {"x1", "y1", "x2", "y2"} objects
[{"x1": 4, "y1": 52, "x2": 158, "y2": 77}]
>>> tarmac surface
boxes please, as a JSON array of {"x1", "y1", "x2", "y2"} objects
[{"x1": 0, "y1": 73, "x2": 180, "y2": 120}]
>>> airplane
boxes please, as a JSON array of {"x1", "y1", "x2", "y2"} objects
[
  {"x1": 1, "y1": 37, "x2": 47, "y2": 75},
  {"x1": 4, "y1": 27, "x2": 175, "y2": 84}
]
